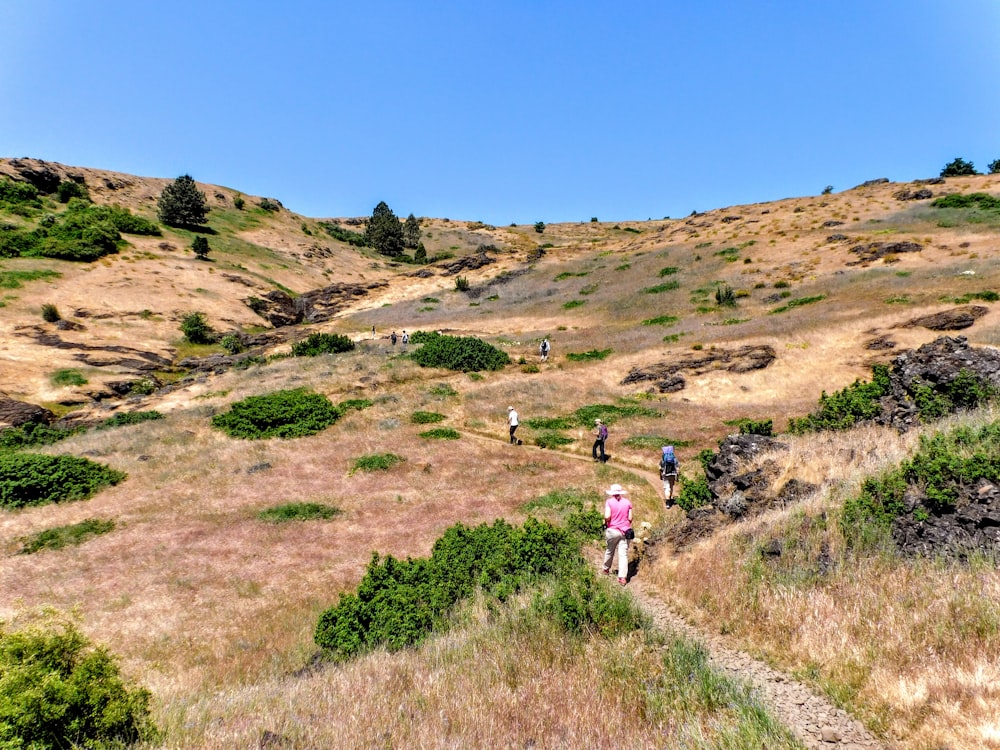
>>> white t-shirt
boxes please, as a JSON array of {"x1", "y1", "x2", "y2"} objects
[{"x1": 508, "y1": 409, "x2": 518, "y2": 426}]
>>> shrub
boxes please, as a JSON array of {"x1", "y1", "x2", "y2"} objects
[
  {"x1": 40, "y1": 303, "x2": 60, "y2": 322},
  {"x1": 419, "y1": 427, "x2": 460, "y2": 440},
  {"x1": 989, "y1": 159, "x2": 1000, "y2": 175},
  {"x1": 0, "y1": 619, "x2": 156, "y2": 748},
  {"x1": 351, "y1": 453, "x2": 405, "y2": 473},
  {"x1": 0, "y1": 422, "x2": 83, "y2": 451},
  {"x1": 534, "y1": 432, "x2": 574, "y2": 449},
  {"x1": 56, "y1": 179, "x2": 90, "y2": 203},
  {"x1": 562, "y1": 299, "x2": 586, "y2": 309},
  {"x1": 737, "y1": 418, "x2": 773, "y2": 436},
  {"x1": 0, "y1": 453, "x2": 126, "y2": 509},
  {"x1": 940, "y1": 157, "x2": 978, "y2": 177},
  {"x1": 319, "y1": 221, "x2": 366, "y2": 247},
  {"x1": 258, "y1": 198, "x2": 281, "y2": 212},
  {"x1": 129, "y1": 378, "x2": 157, "y2": 395},
  {"x1": 337, "y1": 398, "x2": 373, "y2": 413},
  {"x1": 0, "y1": 178, "x2": 41, "y2": 211},
  {"x1": 180, "y1": 311, "x2": 214, "y2": 344},
  {"x1": 219, "y1": 334, "x2": 245, "y2": 354},
  {"x1": 410, "y1": 411, "x2": 445, "y2": 424},
  {"x1": 643, "y1": 280, "x2": 680, "y2": 294},
  {"x1": 658, "y1": 266, "x2": 679, "y2": 277},
  {"x1": 677, "y1": 475, "x2": 712, "y2": 511},
  {"x1": 211, "y1": 388, "x2": 340, "y2": 439},
  {"x1": 410, "y1": 334, "x2": 510, "y2": 372},
  {"x1": 788, "y1": 364, "x2": 890, "y2": 433},
  {"x1": 98, "y1": 411, "x2": 163, "y2": 429},
  {"x1": 291, "y1": 332, "x2": 355, "y2": 357},
  {"x1": 571, "y1": 403, "x2": 657, "y2": 427},
  {"x1": 18, "y1": 518, "x2": 115, "y2": 554},
  {"x1": 534, "y1": 221, "x2": 545, "y2": 233},
  {"x1": 565, "y1": 349, "x2": 612, "y2": 362},
  {"x1": 931, "y1": 192, "x2": 1000, "y2": 211},
  {"x1": 233, "y1": 194, "x2": 245, "y2": 210},
  {"x1": 715, "y1": 284, "x2": 737, "y2": 307},
  {"x1": 314, "y1": 518, "x2": 639, "y2": 660},
  {"x1": 524, "y1": 416, "x2": 575, "y2": 430},
  {"x1": 257, "y1": 502, "x2": 341, "y2": 523},
  {"x1": 769, "y1": 294, "x2": 826, "y2": 314},
  {"x1": 50, "y1": 369, "x2": 87, "y2": 387},
  {"x1": 191, "y1": 235, "x2": 210, "y2": 260},
  {"x1": 455, "y1": 276, "x2": 470, "y2": 292},
  {"x1": 157, "y1": 174, "x2": 209, "y2": 227}
]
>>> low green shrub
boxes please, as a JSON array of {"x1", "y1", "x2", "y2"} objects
[
  {"x1": 211, "y1": 388, "x2": 340, "y2": 439},
  {"x1": 219, "y1": 334, "x2": 245, "y2": 354},
  {"x1": 337, "y1": 398, "x2": 373, "y2": 413},
  {"x1": 737, "y1": 418, "x2": 773, "y2": 436},
  {"x1": 180, "y1": 311, "x2": 214, "y2": 344},
  {"x1": 257, "y1": 502, "x2": 341, "y2": 523},
  {"x1": 410, "y1": 411, "x2": 446, "y2": 424},
  {"x1": 40, "y1": 303, "x2": 60, "y2": 322},
  {"x1": 99, "y1": 411, "x2": 163, "y2": 429},
  {"x1": 788, "y1": 365, "x2": 890, "y2": 433},
  {"x1": 0, "y1": 618, "x2": 156, "y2": 748},
  {"x1": 419, "y1": 427, "x2": 460, "y2": 440},
  {"x1": 676, "y1": 475, "x2": 712, "y2": 511},
  {"x1": 319, "y1": 222, "x2": 366, "y2": 247},
  {"x1": 410, "y1": 334, "x2": 510, "y2": 372},
  {"x1": 18, "y1": 518, "x2": 115, "y2": 554},
  {"x1": 0, "y1": 422, "x2": 83, "y2": 451},
  {"x1": 642, "y1": 315, "x2": 679, "y2": 327},
  {"x1": 50, "y1": 369, "x2": 87, "y2": 387},
  {"x1": 56, "y1": 179, "x2": 89, "y2": 203},
  {"x1": 534, "y1": 432, "x2": 574, "y2": 449},
  {"x1": 562, "y1": 299, "x2": 586, "y2": 309},
  {"x1": 621, "y1": 435, "x2": 690, "y2": 450},
  {"x1": 455, "y1": 276, "x2": 470, "y2": 291},
  {"x1": 658, "y1": 266, "x2": 679, "y2": 277},
  {"x1": 932, "y1": 192, "x2": 1000, "y2": 210},
  {"x1": 715, "y1": 284, "x2": 737, "y2": 307},
  {"x1": 0, "y1": 453, "x2": 126, "y2": 509},
  {"x1": 351, "y1": 453, "x2": 405, "y2": 473},
  {"x1": 314, "y1": 518, "x2": 642, "y2": 660},
  {"x1": 571, "y1": 403, "x2": 658, "y2": 426},
  {"x1": 565, "y1": 349, "x2": 612, "y2": 362},
  {"x1": 524, "y1": 416, "x2": 575, "y2": 430},
  {"x1": 769, "y1": 294, "x2": 826, "y2": 314},
  {"x1": 291, "y1": 332, "x2": 356, "y2": 357},
  {"x1": 643, "y1": 280, "x2": 680, "y2": 294}
]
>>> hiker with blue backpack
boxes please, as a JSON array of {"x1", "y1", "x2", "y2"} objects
[{"x1": 660, "y1": 445, "x2": 679, "y2": 506}]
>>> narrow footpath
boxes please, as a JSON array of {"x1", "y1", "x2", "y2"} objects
[{"x1": 462, "y1": 428, "x2": 893, "y2": 749}]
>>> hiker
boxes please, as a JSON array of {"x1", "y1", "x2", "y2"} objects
[
  {"x1": 507, "y1": 405, "x2": 519, "y2": 444},
  {"x1": 390, "y1": 331, "x2": 397, "y2": 346},
  {"x1": 371, "y1": 325, "x2": 376, "y2": 340},
  {"x1": 592, "y1": 418, "x2": 608, "y2": 462},
  {"x1": 602, "y1": 483, "x2": 633, "y2": 585},
  {"x1": 660, "y1": 445, "x2": 679, "y2": 506},
  {"x1": 401, "y1": 330, "x2": 409, "y2": 346},
  {"x1": 539, "y1": 338, "x2": 550, "y2": 362}
]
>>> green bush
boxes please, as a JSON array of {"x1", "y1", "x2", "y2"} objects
[
  {"x1": 534, "y1": 432, "x2": 574, "y2": 449},
  {"x1": 0, "y1": 453, "x2": 126, "y2": 509},
  {"x1": 18, "y1": 518, "x2": 115, "y2": 554},
  {"x1": 419, "y1": 427, "x2": 460, "y2": 440},
  {"x1": 769, "y1": 294, "x2": 826, "y2": 314},
  {"x1": 0, "y1": 422, "x2": 84, "y2": 451},
  {"x1": 643, "y1": 280, "x2": 680, "y2": 294},
  {"x1": 50, "y1": 369, "x2": 87, "y2": 387},
  {"x1": 455, "y1": 276, "x2": 470, "y2": 292},
  {"x1": 211, "y1": 388, "x2": 340, "y2": 439},
  {"x1": 642, "y1": 315, "x2": 679, "y2": 327},
  {"x1": 98, "y1": 411, "x2": 163, "y2": 429},
  {"x1": 291, "y1": 332, "x2": 356, "y2": 357},
  {"x1": 565, "y1": 349, "x2": 612, "y2": 362},
  {"x1": 932, "y1": 192, "x2": 1000, "y2": 211},
  {"x1": 336, "y1": 398, "x2": 373, "y2": 413},
  {"x1": 524, "y1": 416, "x2": 575, "y2": 430},
  {"x1": 56, "y1": 179, "x2": 89, "y2": 203},
  {"x1": 410, "y1": 411, "x2": 446, "y2": 424},
  {"x1": 319, "y1": 221, "x2": 366, "y2": 247},
  {"x1": 677, "y1": 475, "x2": 712, "y2": 511},
  {"x1": 40, "y1": 303, "x2": 60, "y2": 322},
  {"x1": 0, "y1": 178, "x2": 41, "y2": 211},
  {"x1": 715, "y1": 284, "x2": 737, "y2": 307},
  {"x1": 219, "y1": 334, "x2": 245, "y2": 355},
  {"x1": 737, "y1": 418, "x2": 773, "y2": 437},
  {"x1": 788, "y1": 365, "x2": 889, "y2": 433},
  {"x1": 410, "y1": 334, "x2": 510, "y2": 372},
  {"x1": 534, "y1": 221, "x2": 545, "y2": 233},
  {"x1": 257, "y1": 502, "x2": 341, "y2": 523},
  {"x1": 940, "y1": 157, "x2": 979, "y2": 177},
  {"x1": 314, "y1": 518, "x2": 641, "y2": 660},
  {"x1": 351, "y1": 453, "x2": 405, "y2": 473},
  {"x1": 0, "y1": 619, "x2": 156, "y2": 748},
  {"x1": 658, "y1": 266, "x2": 679, "y2": 277},
  {"x1": 570, "y1": 403, "x2": 658, "y2": 426},
  {"x1": 180, "y1": 311, "x2": 214, "y2": 344},
  {"x1": 191, "y1": 235, "x2": 210, "y2": 260}
]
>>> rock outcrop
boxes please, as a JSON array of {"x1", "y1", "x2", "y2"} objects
[{"x1": 621, "y1": 345, "x2": 776, "y2": 393}]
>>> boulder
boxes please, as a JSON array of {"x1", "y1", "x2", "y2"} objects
[{"x1": 0, "y1": 397, "x2": 55, "y2": 428}]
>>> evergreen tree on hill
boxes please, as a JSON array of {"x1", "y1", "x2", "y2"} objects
[
  {"x1": 364, "y1": 201, "x2": 404, "y2": 257},
  {"x1": 157, "y1": 174, "x2": 209, "y2": 228},
  {"x1": 403, "y1": 213, "x2": 421, "y2": 249}
]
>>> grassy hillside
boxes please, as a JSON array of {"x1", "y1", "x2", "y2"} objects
[{"x1": 2, "y1": 157, "x2": 1000, "y2": 748}]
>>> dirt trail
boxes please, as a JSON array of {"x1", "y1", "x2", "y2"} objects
[{"x1": 461, "y1": 429, "x2": 891, "y2": 749}]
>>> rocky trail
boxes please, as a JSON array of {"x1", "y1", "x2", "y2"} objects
[{"x1": 462, "y1": 428, "x2": 891, "y2": 749}]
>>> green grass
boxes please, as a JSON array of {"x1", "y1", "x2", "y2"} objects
[
  {"x1": 419, "y1": 427, "x2": 460, "y2": 440},
  {"x1": 0, "y1": 268, "x2": 61, "y2": 289},
  {"x1": 562, "y1": 299, "x2": 586, "y2": 309},
  {"x1": 658, "y1": 266, "x2": 679, "y2": 277},
  {"x1": 410, "y1": 411, "x2": 445, "y2": 424},
  {"x1": 643, "y1": 280, "x2": 680, "y2": 294},
  {"x1": 642, "y1": 315, "x2": 679, "y2": 327},
  {"x1": 18, "y1": 518, "x2": 115, "y2": 554},
  {"x1": 351, "y1": 453, "x2": 406, "y2": 473},
  {"x1": 257, "y1": 502, "x2": 341, "y2": 523},
  {"x1": 566, "y1": 349, "x2": 612, "y2": 362},
  {"x1": 534, "y1": 432, "x2": 574, "y2": 449},
  {"x1": 524, "y1": 416, "x2": 576, "y2": 430},
  {"x1": 769, "y1": 294, "x2": 827, "y2": 314},
  {"x1": 554, "y1": 271, "x2": 589, "y2": 281},
  {"x1": 50, "y1": 369, "x2": 87, "y2": 387}
]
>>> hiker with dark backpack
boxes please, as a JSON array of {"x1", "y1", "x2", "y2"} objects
[
  {"x1": 592, "y1": 418, "x2": 608, "y2": 462},
  {"x1": 660, "y1": 445, "x2": 679, "y2": 506}
]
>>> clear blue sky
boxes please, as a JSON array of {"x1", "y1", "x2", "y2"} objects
[{"x1": 2, "y1": 1, "x2": 997, "y2": 224}]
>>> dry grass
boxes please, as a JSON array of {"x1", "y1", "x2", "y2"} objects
[{"x1": 647, "y1": 415, "x2": 1000, "y2": 749}]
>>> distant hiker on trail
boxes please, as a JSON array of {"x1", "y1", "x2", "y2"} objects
[
  {"x1": 391, "y1": 331, "x2": 398, "y2": 346},
  {"x1": 402, "y1": 330, "x2": 409, "y2": 346},
  {"x1": 507, "y1": 405, "x2": 520, "y2": 444},
  {"x1": 371, "y1": 325, "x2": 376, "y2": 340},
  {"x1": 660, "y1": 445, "x2": 679, "y2": 506},
  {"x1": 539, "y1": 338, "x2": 550, "y2": 362},
  {"x1": 592, "y1": 418, "x2": 608, "y2": 462},
  {"x1": 602, "y1": 483, "x2": 633, "y2": 586}
]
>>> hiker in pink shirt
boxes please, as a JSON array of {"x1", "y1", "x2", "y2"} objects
[{"x1": 601, "y1": 483, "x2": 633, "y2": 585}]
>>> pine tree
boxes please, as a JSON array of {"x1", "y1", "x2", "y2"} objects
[
  {"x1": 157, "y1": 175, "x2": 209, "y2": 227},
  {"x1": 363, "y1": 201, "x2": 404, "y2": 257},
  {"x1": 402, "y1": 213, "x2": 421, "y2": 249},
  {"x1": 191, "y1": 235, "x2": 210, "y2": 260},
  {"x1": 940, "y1": 158, "x2": 978, "y2": 177}
]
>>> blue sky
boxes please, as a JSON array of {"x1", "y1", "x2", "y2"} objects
[{"x1": 1, "y1": 1, "x2": 997, "y2": 224}]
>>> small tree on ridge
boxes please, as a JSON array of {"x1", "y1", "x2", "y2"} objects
[{"x1": 158, "y1": 175, "x2": 209, "y2": 227}]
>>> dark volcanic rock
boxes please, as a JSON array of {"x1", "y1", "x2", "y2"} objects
[
  {"x1": 893, "y1": 478, "x2": 1000, "y2": 558},
  {"x1": 893, "y1": 188, "x2": 933, "y2": 201},
  {"x1": 622, "y1": 345, "x2": 776, "y2": 392},
  {"x1": 244, "y1": 281, "x2": 388, "y2": 327},
  {"x1": 0, "y1": 397, "x2": 55, "y2": 428},
  {"x1": 864, "y1": 334, "x2": 897, "y2": 350},
  {"x1": 899, "y1": 305, "x2": 988, "y2": 331},
  {"x1": 847, "y1": 241, "x2": 922, "y2": 265},
  {"x1": 438, "y1": 250, "x2": 497, "y2": 277},
  {"x1": 9, "y1": 158, "x2": 61, "y2": 193}
]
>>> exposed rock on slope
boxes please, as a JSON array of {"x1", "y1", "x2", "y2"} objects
[
  {"x1": 899, "y1": 305, "x2": 988, "y2": 331},
  {"x1": 244, "y1": 281, "x2": 389, "y2": 327},
  {"x1": 621, "y1": 345, "x2": 776, "y2": 392}
]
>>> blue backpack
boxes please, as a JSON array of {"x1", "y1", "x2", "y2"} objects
[{"x1": 659, "y1": 446, "x2": 677, "y2": 477}]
